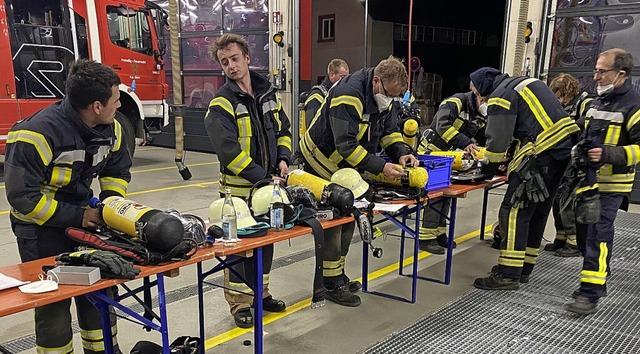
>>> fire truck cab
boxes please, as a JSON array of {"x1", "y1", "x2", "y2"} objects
[{"x1": 0, "y1": 0, "x2": 170, "y2": 155}]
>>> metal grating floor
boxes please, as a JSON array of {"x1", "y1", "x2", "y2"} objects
[{"x1": 363, "y1": 211, "x2": 640, "y2": 354}]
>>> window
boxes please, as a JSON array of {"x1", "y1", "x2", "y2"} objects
[
  {"x1": 318, "y1": 14, "x2": 335, "y2": 42},
  {"x1": 433, "y1": 27, "x2": 455, "y2": 44},
  {"x1": 107, "y1": 5, "x2": 153, "y2": 56},
  {"x1": 393, "y1": 24, "x2": 425, "y2": 42},
  {"x1": 456, "y1": 29, "x2": 477, "y2": 45}
]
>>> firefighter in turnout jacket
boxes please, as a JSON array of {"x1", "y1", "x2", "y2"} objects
[
  {"x1": 566, "y1": 49, "x2": 640, "y2": 315},
  {"x1": 205, "y1": 34, "x2": 289, "y2": 327},
  {"x1": 5, "y1": 60, "x2": 131, "y2": 353},
  {"x1": 469, "y1": 67, "x2": 581, "y2": 290},
  {"x1": 545, "y1": 73, "x2": 594, "y2": 257},
  {"x1": 301, "y1": 58, "x2": 349, "y2": 134},
  {"x1": 416, "y1": 90, "x2": 488, "y2": 254},
  {"x1": 301, "y1": 57, "x2": 418, "y2": 306}
]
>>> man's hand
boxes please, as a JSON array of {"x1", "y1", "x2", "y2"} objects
[
  {"x1": 82, "y1": 208, "x2": 104, "y2": 228},
  {"x1": 464, "y1": 143, "x2": 480, "y2": 156},
  {"x1": 382, "y1": 163, "x2": 405, "y2": 180},
  {"x1": 588, "y1": 147, "x2": 602, "y2": 162},
  {"x1": 278, "y1": 160, "x2": 289, "y2": 177},
  {"x1": 398, "y1": 154, "x2": 419, "y2": 168}
]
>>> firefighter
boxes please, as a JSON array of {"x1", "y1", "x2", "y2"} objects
[
  {"x1": 204, "y1": 34, "x2": 289, "y2": 327},
  {"x1": 5, "y1": 59, "x2": 131, "y2": 353},
  {"x1": 301, "y1": 58, "x2": 349, "y2": 133},
  {"x1": 300, "y1": 56, "x2": 418, "y2": 306},
  {"x1": 470, "y1": 67, "x2": 581, "y2": 290},
  {"x1": 545, "y1": 73, "x2": 594, "y2": 257},
  {"x1": 566, "y1": 48, "x2": 640, "y2": 314},
  {"x1": 416, "y1": 90, "x2": 488, "y2": 254}
]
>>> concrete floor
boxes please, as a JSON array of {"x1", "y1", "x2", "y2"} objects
[{"x1": 1, "y1": 146, "x2": 637, "y2": 353}]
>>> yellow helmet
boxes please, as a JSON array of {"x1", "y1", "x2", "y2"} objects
[
  {"x1": 331, "y1": 168, "x2": 369, "y2": 198},
  {"x1": 250, "y1": 184, "x2": 291, "y2": 216},
  {"x1": 208, "y1": 197, "x2": 258, "y2": 229}
]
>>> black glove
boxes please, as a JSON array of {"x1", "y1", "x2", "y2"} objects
[
  {"x1": 574, "y1": 180, "x2": 601, "y2": 224},
  {"x1": 509, "y1": 155, "x2": 549, "y2": 208},
  {"x1": 57, "y1": 250, "x2": 141, "y2": 279}
]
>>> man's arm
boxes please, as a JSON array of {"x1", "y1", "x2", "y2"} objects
[
  {"x1": 433, "y1": 96, "x2": 473, "y2": 150},
  {"x1": 273, "y1": 96, "x2": 292, "y2": 165},
  {"x1": 98, "y1": 120, "x2": 132, "y2": 200},
  {"x1": 205, "y1": 96, "x2": 269, "y2": 183},
  {"x1": 304, "y1": 88, "x2": 324, "y2": 129},
  {"x1": 481, "y1": 94, "x2": 517, "y2": 177},
  {"x1": 600, "y1": 107, "x2": 640, "y2": 166}
]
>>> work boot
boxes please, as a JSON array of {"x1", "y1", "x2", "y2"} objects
[
  {"x1": 262, "y1": 296, "x2": 286, "y2": 312},
  {"x1": 326, "y1": 285, "x2": 361, "y2": 307},
  {"x1": 418, "y1": 239, "x2": 445, "y2": 254},
  {"x1": 544, "y1": 239, "x2": 566, "y2": 252},
  {"x1": 572, "y1": 285, "x2": 607, "y2": 299},
  {"x1": 233, "y1": 308, "x2": 253, "y2": 328},
  {"x1": 491, "y1": 265, "x2": 529, "y2": 284},
  {"x1": 436, "y1": 233, "x2": 457, "y2": 248},
  {"x1": 342, "y1": 274, "x2": 362, "y2": 293},
  {"x1": 474, "y1": 273, "x2": 520, "y2": 290},
  {"x1": 555, "y1": 244, "x2": 581, "y2": 257},
  {"x1": 566, "y1": 295, "x2": 598, "y2": 315}
]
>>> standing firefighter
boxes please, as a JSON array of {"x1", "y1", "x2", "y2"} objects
[
  {"x1": 300, "y1": 57, "x2": 418, "y2": 306},
  {"x1": 416, "y1": 90, "x2": 488, "y2": 254},
  {"x1": 566, "y1": 48, "x2": 640, "y2": 314},
  {"x1": 5, "y1": 59, "x2": 131, "y2": 353},
  {"x1": 470, "y1": 67, "x2": 581, "y2": 290},
  {"x1": 205, "y1": 34, "x2": 289, "y2": 327},
  {"x1": 301, "y1": 58, "x2": 350, "y2": 135}
]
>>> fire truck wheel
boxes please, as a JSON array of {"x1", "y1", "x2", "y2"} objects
[{"x1": 115, "y1": 111, "x2": 136, "y2": 156}]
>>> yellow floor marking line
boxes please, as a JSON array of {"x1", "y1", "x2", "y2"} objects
[
  {"x1": 126, "y1": 182, "x2": 217, "y2": 196},
  {"x1": 131, "y1": 162, "x2": 217, "y2": 174},
  {"x1": 204, "y1": 225, "x2": 493, "y2": 349}
]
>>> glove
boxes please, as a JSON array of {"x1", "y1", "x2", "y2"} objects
[
  {"x1": 57, "y1": 250, "x2": 141, "y2": 279},
  {"x1": 574, "y1": 180, "x2": 601, "y2": 224}
]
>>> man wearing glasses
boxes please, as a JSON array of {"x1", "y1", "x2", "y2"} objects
[{"x1": 566, "y1": 48, "x2": 640, "y2": 314}]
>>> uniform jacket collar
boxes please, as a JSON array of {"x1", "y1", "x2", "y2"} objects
[
  {"x1": 62, "y1": 97, "x2": 110, "y2": 140},
  {"x1": 226, "y1": 70, "x2": 274, "y2": 98}
]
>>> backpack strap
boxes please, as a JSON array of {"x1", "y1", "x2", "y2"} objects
[{"x1": 296, "y1": 208, "x2": 326, "y2": 308}]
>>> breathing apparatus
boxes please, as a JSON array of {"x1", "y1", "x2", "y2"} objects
[
  {"x1": 366, "y1": 164, "x2": 429, "y2": 189},
  {"x1": 287, "y1": 169, "x2": 354, "y2": 216},
  {"x1": 429, "y1": 149, "x2": 486, "y2": 171},
  {"x1": 247, "y1": 179, "x2": 306, "y2": 230}
]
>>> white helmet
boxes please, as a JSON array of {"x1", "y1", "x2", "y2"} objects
[
  {"x1": 250, "y1": 184, "x2": 291, "y2": 216},
  {"x1": 331, "y1": 168, "x2": 369, "y2": 199},
  {"x1": 208, "y1": 197, "x2": 258, "y2": 229}
]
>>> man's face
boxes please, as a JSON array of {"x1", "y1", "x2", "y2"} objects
[
  {"x1": 373, "y1": 76, "x2": 405, "y2": 98},
  {"x1": 94, "y1": 85, "x2": 121, "y2": 126},
  {"x1": 594, "y1": 53, "x2": 623, "y2": 88},
  {"x1": 470, "y1": 84, "x2": 487, "y2": 107},
  {"x1": 328, "y1": 66, "x2": 349, "y2": 84},
  {"x1": 217, "y1": 43, "x2": 250, "y2": 82},
  {"x1": 554, "y1": 91, "x2": 572, "y2": 106}
]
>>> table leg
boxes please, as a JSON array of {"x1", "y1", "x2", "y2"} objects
[
  {"x1": 480, "y1": 185, "x2": 490, "y2": 240},
  {"x1": 362, "y1": 232, "x2": 369, "y2": 292},
  {"x1": 254, "y1": 247, "x2": 263, "y2": 354},
  {"x1": 197, "y1": 262, "x2": 206, "y2": 354},
  {"x1": 98, "y1": 288, "x2": 114, "y2": 354},
  {"x1": 399, "y1": 211, "x2": 407, "y2": 276},
  {"x1": 411, "y1": 202, "x2": 421, "y2": 304},
  {"x1": 157, "y1": 274, "x2": 170, "y2": 353},
  {"x1": 445, "y1": 198, "x2": 457, "y2": 285}
]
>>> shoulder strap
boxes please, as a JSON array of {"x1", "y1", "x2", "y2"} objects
[{"x1": 297, "y1": 209, "x2": 326, "y2": 308}]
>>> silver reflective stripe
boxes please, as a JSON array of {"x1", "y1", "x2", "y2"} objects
[
  {"x1": 513, "y1": 78, "x2": 538, "y2": 92},
  {"x1": 92, "y1": 146, "x2": 112, "y2": 166},
  {"x1": 589, "y1": 109, "x2": 624, "y2": 123},
  {"x1": 236, "y1": 103, "x2": 249, "y2": 115},
  {"x1": 262, "y1": 99, "x2": 278, "y2": 113},
  {"x1": 53, "y1": 150, "x2": 86, "y2": 164}
]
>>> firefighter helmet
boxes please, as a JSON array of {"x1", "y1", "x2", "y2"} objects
[
  {"x1": 208, "y1": 197, "x2": 258, "y2": 229},
  {"x1": 331, "y1": 168, "x2": 369, "y2": 199},
  {"x1": 250, "y1": 184, "x2": 291, "y2": 216}
]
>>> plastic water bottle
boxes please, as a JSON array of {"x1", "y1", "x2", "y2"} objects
[
  {"x1": 221, "y1": 189, "x2": 238, "y2": 244},
  {"x1": 270, "y1": 180, "x2": 284, "y2": 231}
]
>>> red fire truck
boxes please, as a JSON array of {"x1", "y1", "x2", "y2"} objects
[{"x1": 0, "y1": 0, "x2": 169, "y2": 155}]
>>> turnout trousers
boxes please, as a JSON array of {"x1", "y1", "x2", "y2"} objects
[
  {"x1": 576, "y1": 193, "x2": 624, "y2": 301},
  {"x1": 419, "y1": 197, "x2": 451, "y2": 241},
  {"x1": 496, "y1": 154, "x2": 569, "y2": 279},
  {"x1": 13, "y1": 223, "x2": 119, "y2": 354},
  {"x1": 223, "y1": 245, "x2": 274, "y2": 315}
]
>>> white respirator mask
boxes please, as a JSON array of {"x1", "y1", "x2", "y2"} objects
[{"x1": 19, "y1": 273, "x2": 59, "y2": 294}]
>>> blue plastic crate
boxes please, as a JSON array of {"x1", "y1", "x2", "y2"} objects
[{"x1": 417, "y1": 154, "x2": 453, "y2": 191}]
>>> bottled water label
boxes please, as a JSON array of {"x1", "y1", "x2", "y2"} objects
[{"x1": 270, "y1": 206, "x2": 283, "y2": 229}]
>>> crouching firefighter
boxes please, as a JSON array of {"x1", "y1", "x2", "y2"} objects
[
  {"x1": 299, "y1": 56, "x2": 418, "y2": 306},
  {"x1": 565, "y1": 49, "x2": 640, "y2": 315},
  {"x1": 467, "y1": 67, "x2": 581, "y2": 290}
]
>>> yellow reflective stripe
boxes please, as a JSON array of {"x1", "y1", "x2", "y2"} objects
[
  {"x1": 7, "y1": 130, "x2": 53, "y2": 165},
  {"x1": 487, "y1": 97, "x2": 511, "y2": 110},
  {"x1": 440, "y1": 97, "x2": 462, "y2": 112},
  {"x1": 356, "y1": 123, "x2": 369, "y2": 141},
  {"x1": 227, "y1": 152, "x2": 253, "y2": 175},
  {"x1": 507, "y1": 144, "x2": 535, "y2": 175},
  {"x1": 99, "y1": 177, "x2": 129, "y2": 196},
  {"x1": 209, "y1": 96, "x2": 234, "y2": 116},
  {"x1": 500, "y1": 249, "x2": 525, "y2": 258},
  {"x1": 598, "y1": 242, "x2": 608, "y2": 274},
  {"x1": 24, "y1": 195, "x2": 58, "y2": 225},
  {"x1": 237, "y1": 116, "x2": 252, "y2": 154},
  {"x1": 581, "y1": 268, "x2": 607, "y2": 285},
  {"x1": 579, "y1": 98, "x2": 593, "y2": 116},
  {"x1": 305, "y1": 93, "x2": 325, "y2": 105},
  {"x1": 441, "y1": 126, "x2": 459, "y2": 143},
  {"x1": 380, "y1": 132, "x2": 403, "y2": 148},
  {"x1": 344, "y1": 145, "x2": 368, "y2": 166},
  {"x1": 604, "y1": 125, "x2": 621, "y2": 146},
  {"x1": 507, "y1": 206, "x2": 518, "y2": 251},
  {"x1": 525, "y1": 247, "x2": 539, "y2": 256},
  {"x1": 218, "y1": 182, "x2": 251, "y2": 198},
  {"x1": 599, "y1": 184, "x2": 633, "y2": 193},
  {"x1": 419, "y1": 226, "x2": 440, "y2": 239},
  {"x1": 452, "y1": 118, "x2": 465, "y2": 130},
  {"x1": 624, "y1": 145, "x2": 640, "y2": 166},
  {"x1": 272, "y1": 101, "x2": 283, "y2": 131},
  {"x1": 524, "y1": 255, "x2": 537, "y2": 264},
  {"x1": 228, "y1": 280, "x2": 253, "y2": 295},
  {"x1": 36, "y1": 339, "x2": 74, "y2": 354},
  {"x1": 519, "y1": 87, "x2": 553, "y2": 130},
  {"x1": 329, "y1": 150, "x2": 343, "y2": 165},
  {"x1": 330, "y1": 95, "x2": 363, "y2": 117},
  {"x1": 498, "y1": 258, "x2": 524, "y2": 267},
  {"x1": 113, "y1": 120, "x2": 123, "y2": 151},
  {"x1": 626, "y1": 109, "x2": 640, "y2": 131},
  {"x1": 221, "y1": 174, "x2": 253, "y2": 186},
  {"x1": 278, "y1": 136, "x2": 292, "y2": 151},
  {"x1": 535, "y1": 118, "x2": 579, "y2": 153},
  {"x1": 323, "y1": 259, "x2": 343, "y2": 277},
  {"x1": 485, "y1": 150, "x2": 505, "y2": 163},
  {"x1": 50, "y1": 166, "x2": 72, "y2": 187},
  {"x1": 299, "y1": 134, "x2": 336, "y2": 179},
  {"x1": 576, "y1": 183, "x2": 599, "y2": 195}
]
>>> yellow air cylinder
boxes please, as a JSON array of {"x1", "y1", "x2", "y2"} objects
[
  {"x1": 402, "y1": 119, "x2": 419, "y2": 149},
  {"x1": 286, "y1": 169, "x2": 330, "y2": 201},
  {"x1": 367, "y1": 165, "x2": 428, "y2": 189}
]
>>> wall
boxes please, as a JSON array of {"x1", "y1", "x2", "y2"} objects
[
  {"x1": 501, "y1": 0, "x2": 545, "y2": 75},
  {"x1": 370, "y1": 20, "x2": 394, "y2": 66}
]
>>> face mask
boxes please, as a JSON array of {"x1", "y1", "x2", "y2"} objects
[
  {"x1": 478, "y1": 103, "x2": 488, "y2": 116},
  {"x1": 19, "y1": 273, "x2": 59, "y2": 294},
  {"x1": 374, "y1": 94, "x2": 393, "y2": 112},
  {"x1": 597, "y1": 84, "x2": 614, "y2": 96}
]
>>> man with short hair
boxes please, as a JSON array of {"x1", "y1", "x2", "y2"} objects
[
  {"x1": 302, "y1": 58, "x2": 350, "y2": 131},
  {"x1": 300, "y1": 56, "x2": 418, "y2": 307},
  {"x1": 205, "y1": 33, "x2": 290, "y2": 328},
  {"x1": 5, "y1": 59, "x2": 131, "y2": 353},
  {"x1": 566, "y1": 48, "x2": 640, "y2": 314}
]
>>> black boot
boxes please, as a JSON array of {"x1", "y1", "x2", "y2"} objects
[
  {"x1": 572, "y1": 285, "x2": 607, "y2": 298},
  {"x1": 544, "y1": 239, "x2": 566, "y2": 252},
  {"x1": 474, "y1": 273, "x2": 520, "y2": 290},
  {"x1": 326, "y1": 285, "x2": 361, "y2": 307},
  {"x1": 566, "y1": 295, "x2": 598, "y2": 315},
  {"x1": 491, "y1": 265, "x2": 529, "y2": 284},
  {"x1": 419, "y1": 239, "x2": 445, "y2": 254},
  {"x1": 436, "y1": 233, "x2": 457, "y2": 248},
  {"x1": 342, "y1": 274, "x2": 362, "y2": 293},
  {"x1": 555, "y1": 244, "x2": 581, "y2": 257}
]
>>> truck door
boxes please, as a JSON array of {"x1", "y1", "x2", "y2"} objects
[{"x1": 0, "y1": 1, "x2": 19, "y2": 151}]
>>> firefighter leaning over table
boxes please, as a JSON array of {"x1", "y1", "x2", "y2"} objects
[
  {"x1": 565, "y1": 48, "x2": 640, "y2": 315},
  {"x1": 204, "y1": 33, "x2": 289, "y2": 328},
  {"x1": 415, "y1": 89, "x2": 488, "y2": 254},
  {"x1": 300, "y1": 56, "x2": 418, "y2": 307},
  {"x1": 469, "y1": 67, "x2": 581, "y2": 290}
]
